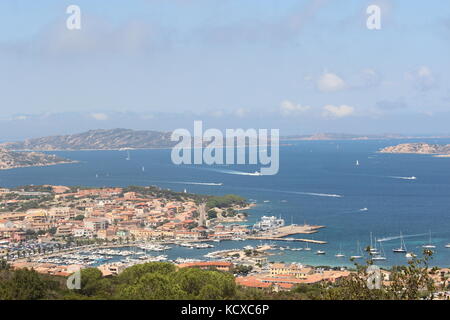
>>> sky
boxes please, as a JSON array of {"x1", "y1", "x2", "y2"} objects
[{"x1": 0, "y1": 0, "x2": 449, "y2": 139}]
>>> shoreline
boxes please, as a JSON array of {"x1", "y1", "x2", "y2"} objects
[{"x1": 0, "y1": 160, "x2": 79, "y2": 171}]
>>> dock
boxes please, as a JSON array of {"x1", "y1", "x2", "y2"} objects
[
  {"x1": 247, "y1": 224, "x2": 327, "y2": 244},
  {"x1": 246, "y1": 237, "x2": 327, "y2": 244}
]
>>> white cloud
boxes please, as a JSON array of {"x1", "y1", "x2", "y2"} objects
[
  {"x1": 13, "y1": 115, "x2": 28, "y2": 121},
  {"x1": 210, "y1": 110, "x2": 224, "y2": 118},
  {"x1": 280, "y1": 100, "x2": 311, "y2": 116},
  {"x1": 322, "y1": 105, "x2": 355, "y2": 118},
  {"x1": 317, "y1": 72, "x2": 346, "y2": 92},
  {"x1": 234, "y1": 108, "x2": 248, "y2": 118},
  {"x1": 406, "y1": 66, "x2": 436, "y2": 91},
  {"x1": 90, "y1": 113, "x2": 109, "y2": 121},
  {"x1": 357, "y1": 68, "x2": 381, "y2": 88}
]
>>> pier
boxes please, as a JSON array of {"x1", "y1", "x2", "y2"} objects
[
  {"x1": 247, "y1": 224, "x2": 327, "y2": 244},
  {"x1": 246, "y1": 237, "x2": 327, "y2": 244}
]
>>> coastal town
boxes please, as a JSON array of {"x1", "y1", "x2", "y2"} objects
[
  {"x1": 1, "y1": 184, "x2": 450, "y2": 297},
  {"x1": 0, "y1": 184, "x2": 352, "y2": 291}
]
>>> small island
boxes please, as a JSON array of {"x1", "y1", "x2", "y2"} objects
[
  {"x1": 379, "y1": 143, "x2": 450, "y2": 157},
  {"x1": 0, "y1": 148, "x2": 74, "y2": 170}
]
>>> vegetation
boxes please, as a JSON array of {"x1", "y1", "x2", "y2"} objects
[
  {"x1": 0, "y1": 262, "x2": 237, "y2": 300},
  {"x1": 206, "y1": 194, "x2": 247, "y2": 210},
  {"x1": 0, "y1": 252, "x2": 443, "y2": 300},
  {"x1": 122, "y1": 186, "x2": 247, "y2": 210},
  {"x1": 321, "y1": 250, "x2": 436, "y2": 300}
]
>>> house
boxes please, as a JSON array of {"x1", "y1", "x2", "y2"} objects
[
  {"x1": 73, "y1": 227, "x2": 94, "y2": 238},
  {"x1": 177, "y1": 261, "x2": 233, "y2": 272},
  {"x1": 84, "y1": 218, "x2": 108, "y2": 231},
  {"x1": 55, "y1": 224, "x2": 73, "y2": 237},
  {"x1": 269, "y1": 263, "x2": 313, "y2": 279}
]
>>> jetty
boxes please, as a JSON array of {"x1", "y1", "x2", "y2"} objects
[
  {"x1": 247, "y1": 224, "x2": 327, "y2": 244},
  {"x1": 246, "y1": 237, "x2": 327, "y2": 244}
]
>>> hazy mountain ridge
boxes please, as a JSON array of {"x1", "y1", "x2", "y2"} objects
[
  {"x1": 379, "y1": 142, "x2": 450, "y2": 154},
  {"x1": 0, "y1": 128, "x2": 175, "y2": 151},
  {"x1": 0, "y1": 148, "x2": 73, "y2": 170},
  {"x1": 282, "y1": 133, "x2": 410, "y2": 141}
]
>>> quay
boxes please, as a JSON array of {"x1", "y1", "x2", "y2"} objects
[{"x1": 246, "y1": 237, "x2": 327, "y2": 244}]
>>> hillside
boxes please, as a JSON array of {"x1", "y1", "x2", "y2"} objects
[
  {"x1": 0, "y1": 148, "x2": 73, "y2": 170},
  {"x1": 0, "y1": 128, "x2": 174, "y2": 151}
]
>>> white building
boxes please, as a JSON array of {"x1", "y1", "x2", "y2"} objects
[{"x1": 253, "y1": 216, "x2": 285, "y2": 231}]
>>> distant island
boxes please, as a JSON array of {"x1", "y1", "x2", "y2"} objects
[
  {"x1": 379, "y1": 143, "x2": 450, "y2": 157},
  {"x1": 282, "y1": 133, "x2": 410, "y2": 141},
  {"x1": 2, "y1": 128, "x2": 450, "y2": 152},
  {"x1": 0, "y1": 148, "x2": 74, "y2": 170},
  {"x1": 0, "y1": 128, "x2": 174, "y2": 151}
]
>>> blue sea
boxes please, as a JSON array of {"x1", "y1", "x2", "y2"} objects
[{"x1": 1, "y1": 139, "x2": 450, "y2": 268}]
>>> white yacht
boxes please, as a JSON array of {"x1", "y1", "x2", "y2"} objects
[
  {"x1": 393, "y1": 232, "x2": 407, "y2": 253},
  {"x1": 304, "y1": 242, "x2": 312, "y2": 251},
  {"x1": 372, "y1": 241, "x2": 387, "y2": 261},
  {"x1": 422, "y1": 231, "x2": 436, "y2": 249},
  {"x1": 405, "y1": 252, "x2": 416, "y2": 259},
  {"x1": 316, "y1": 250, "x2": 326, "y2": 255},
  {"x1": 335, "y1": 244, "x2": 345, "y2": 258},
  {"x1": 350, "y1": 241, "x2": 364, "y2": 260},
  {"x1": 369, "y1": 233, "x2": 379, "y2": 255}
]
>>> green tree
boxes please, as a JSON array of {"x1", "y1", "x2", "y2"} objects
[
  {"x1": 0, "y1": 268, "x2": 49, "y2": 300},
  {"x1": 118, "y1": 273, "x2": 183, "y2": 300}
]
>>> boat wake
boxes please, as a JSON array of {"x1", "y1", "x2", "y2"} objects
[
  {"x1": 291, "y1": 191, "x2": 342, "y2": 198},
  {"x1": 212, "y1": 169, "x2": 262, "y2": 176},
  {"x1": 377, "y1": 233, "x2": 429, "y2": 242},
  {"x1": 359, "y1": 208, "x2": 369, "y2": 212},
  {"x1": 388, "y1": 176, "x2": 417, "y2": 180},
  {"x1": 169, "y1": 181, "x2": 223, "y2": 186}
]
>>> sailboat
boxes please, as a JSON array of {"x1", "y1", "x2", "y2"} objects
[
  {"x1": 304, "y1": 242, "x2": 311, "y2": 251},
  {"x1": 372, "y1": 241, "x2": 387, "y2": 261},
  {"x1": 356, "y1": 160, "x2": 360, "y2": 166},
  {"x1": 142, "y1": 166, "x2": 145, "y2": 172},
  {"x1": 335, "y1": 244, "x2": 345, "y2": 258},
  {"x1": 126, "y1": 150, "x2": 131, "y2": 161},
  {"x1": 422, "y1": 231, "x2": 436, "y2": 249},
  {"x1": 350, "y1": 241, "x2": 364, "y2": 260},
  {"x1": 393, "y1": 232, "x2": 407, "y2": 253},
  {"x1": 369, "y1": 233, "x2": 379, "y2": 255}
]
